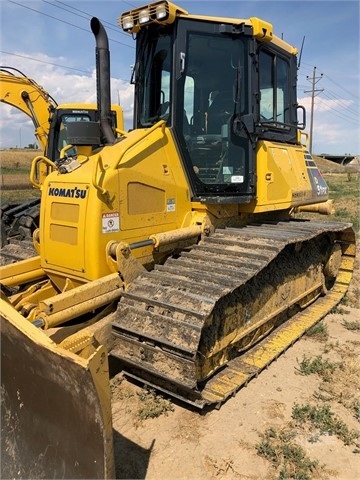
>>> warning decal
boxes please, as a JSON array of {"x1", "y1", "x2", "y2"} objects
[
  {"x1": 167, "y1": 198, "x2": 175, "y2": 212},
  {"x1": 102, "y1": 212, "x2": 120, "y2": 233}
]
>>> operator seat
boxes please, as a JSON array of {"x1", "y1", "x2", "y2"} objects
[{"x1": 207, "y1": 91, "x2": 234, "y2": 134}]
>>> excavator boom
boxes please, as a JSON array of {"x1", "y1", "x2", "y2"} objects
[{"x1": 0, "y1": 67, "x2": 57, "y2": 150}]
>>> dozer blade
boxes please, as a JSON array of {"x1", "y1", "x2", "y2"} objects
[
  {"x1": 111, "y1": 220, "x2": 356, "y2": 408},
  {"x1": 0, "y1": 299, "x2": 114, "y2": 479}
]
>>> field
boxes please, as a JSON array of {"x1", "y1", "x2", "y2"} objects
[
  {"x1": 1, "y1": 150, "x2": 359, "y2": 479},
  {"x1": 0, "y1": 149, "x2": 41, "y2": 201}
]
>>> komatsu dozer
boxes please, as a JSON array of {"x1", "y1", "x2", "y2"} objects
[{"x1": 1, "y1": 2, "x2": 356, "y2": 478}]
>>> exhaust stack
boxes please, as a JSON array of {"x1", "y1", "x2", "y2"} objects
[{"x1": 90, "y1": 17, "x2": 116, "y2": 144}]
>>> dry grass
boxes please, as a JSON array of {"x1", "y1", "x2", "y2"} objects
[
  {"x1": 110, "y1": 374, "x2": 174, "y2": 424},
  {"x1": 0, "y1": 152, "x2": 357, "y2": 171},
  {"x1": 313, "y1": 155, "x2": 360, "y2": 175},
  {"x1": 0, "y1": 149, "x2": 41, "y2": 199},
  {"x1": 316, "y1": 342, "x2": 360, "y2": 419},
  {"x1": 1, "y1": 174, "x2": 34, "y2": 189},
  {"x1": 203, "y1": 455, "x2": 239, "y2": 477},
  {"x1": 0, "y1": 149, "x2": 38, "y2": 171}
]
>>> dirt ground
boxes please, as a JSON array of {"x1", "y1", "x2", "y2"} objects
[{"x1": 110, "y1": 250, "x2": 360, "y2": 480}]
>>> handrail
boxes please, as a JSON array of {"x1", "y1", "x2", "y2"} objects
[
  {"x1": 92, "y1": 153, "x2": 108, "y2": 196},
  {"x1": 299, "y1": 130, "x2": 309, "y2": 148},
  {"x1": 30, "y1": 155, "x2": 57, "y2": 189},
  {"x1": 94, "y1": 121, "x2": 166, "y2": 197},
  {"x1": 113, "y1": 120, "x2": 166, "y2": 169},
  {"x1": 114, "y1": 127, "x2": 127, "y2": 136}
]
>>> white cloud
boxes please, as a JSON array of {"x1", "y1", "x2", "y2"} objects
[
  {"x1": 299, "y1": 95, "x2": 353, "y2": 113},
  {"x1": 0, "y1": 52, "x2": 134, "y2": 148},
  {"x1": 312, "y1": 121, "x2": 359, "y2": 155},
  {"x1": 298, "y1": 95, "x2": 359, "y2": 154}
]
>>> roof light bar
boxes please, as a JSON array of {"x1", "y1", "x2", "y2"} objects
[
  {"x1": 118, "y1": 1, "x2": 188, "y2": 34},
  {"x1": 138, "y1": 9, "x2": 150, "y2": 24}
]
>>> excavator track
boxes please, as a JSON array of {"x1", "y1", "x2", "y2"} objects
[
  {"x1": 1, "y1": 198, "x2": 40, "y2": 244},
  {"x1": 0, "y1": 239, "x2": 36, "y2": 266},
  {"x1": 111, "y1": 220, "x2": 355, "y2": 408}
]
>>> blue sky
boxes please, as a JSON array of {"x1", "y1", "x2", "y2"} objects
[{"x1": 0, "y1": 0, "x2": 359, "y2": 154}]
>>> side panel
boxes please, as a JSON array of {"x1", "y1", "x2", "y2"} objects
[
  {"x1": 40, "y1": 127, "x2": 192, "y2": 282},
  {"x1": 240, "y1": 140, "x2": 329, "y2": 212},
  {"x1": 118, "y1": 128, "x2": 191, "y2": 233},
  {"x1": 0, "y1": 300, "x2": 114, "y2": 479},
  {"x1": 42, "y1": 181, "x2": 89, "y2": 273}
]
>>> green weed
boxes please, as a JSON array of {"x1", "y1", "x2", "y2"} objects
[
  {"x1": 0, "y1": 166, "x2": 30, "y2": 174},
  {"x1": 292, "y1": 403, "x2": 360, "y2": 446},
  {"x1": 305, "y1": 322, "x2": 329, "y2": 342},
  {"x1": 334, "y1": 208, "x2": 350, "y2": 219},
  {"x1": 330, "y1": 305, "x2": 350, "y2": 315},
  {"x1": 256, "y1": 426, "x2": 320, "y2": 480},
  {"x1": 297, "y1": 355, "x2": 339, "y2": 381},
  {"x1": 327, "y1": 176, "x2": 359, "y2": 200},
  {"x1": 136, "y1": 388, "x2": 174, "y2": 420},
  {"x1": 324, "y1": 175, "x2": 360, "y2": 231},
  {"x1": 342, "y1": 319, "x2": 360, "y2": 331},
  {"x1": 353, "y1": 400, "x2": 360, "y2": 422}
]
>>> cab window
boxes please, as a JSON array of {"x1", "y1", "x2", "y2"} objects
[
  {"x1": 57, "y1": 114, "x2": 91, "y2": 154},
  {"x1": 136, "y1": 32, "x2": 172, "y2": 127},
  {"x1": 259, "y1": 50, "x2": 290, "y2": 124}
]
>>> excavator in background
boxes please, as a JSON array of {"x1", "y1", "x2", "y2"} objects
[
  {"x1": 1, "y1": 2, "x2": 356, "y2": 478},
  {"x1": 0, "y1": 67, "x2": 124, "y2": 250}
]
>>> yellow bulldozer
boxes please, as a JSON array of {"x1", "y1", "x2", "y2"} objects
[{"x1": 1, "y1": 2, "x2": 356, "y2": 478}]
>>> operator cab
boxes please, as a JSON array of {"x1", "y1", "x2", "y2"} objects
[
  {"x1": 46, "y1": 107, "x2": 119, "y2": 161},
  {"x1": 123, "y1": 2, "x2": 302, "y2": 204}
]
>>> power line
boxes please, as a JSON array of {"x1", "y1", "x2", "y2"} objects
[
  {"x1": 52, "y1": 0, "x2": 131, "y2": 37},
  {"x1": 8, "y1": 0, "x2": 87, "y2": 32},
  {"x1": 7, "y1": 0, "x2": 135, "y2": 49},
  {"x1": 298, "y1": 87, "x2": 359, "y2": 121},
  {"x1": 323, "y1": 73, "x2": 359, "y2": 100},
  {"x1": 0, "y1": 50, "x2": 91, "y2": 74},
  {"x1": 298, "y1": 63, "x2": 317, "y2": 75},
  {"x1": 121, "y1": 1, "x2": 142, "y2": 8},
  {"x1": 2, "y1": 0, "x2": 138, "y2": 79},
  {"x1": 317, "y1": 96, "x2": 358, "y2": 124},
  {"x1": 322, "y1": 91, "x2": 359, "y2": 118},
  {"x1": 43, "y1": 0, "x2": 92, "y2": 21},
  {"x1": 299, "y1": 64, "x2": 359, "y2": 101},
  {"x1": 316, "y1": 101, "x2": 356, "y2": 126},
  {"x1": 300, "y1": 74, "x2": 358, "y2": 116}
]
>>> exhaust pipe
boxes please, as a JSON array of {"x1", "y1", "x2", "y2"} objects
[{"x1": 90, "y1": 17, "x2": 116, "y2": 144}]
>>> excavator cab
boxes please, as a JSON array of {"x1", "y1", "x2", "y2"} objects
[{"x1": 47, "y1": 106, "x2": 121, "y2": 160}]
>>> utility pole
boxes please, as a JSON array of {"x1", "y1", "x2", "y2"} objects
[{"x1": 305, "y1": 66, "x2": 324, "y2": 154}]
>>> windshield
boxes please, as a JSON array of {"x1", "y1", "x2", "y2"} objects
[
  {"x1": 180, "y1": 32, "x2": 249, "y2": 190},
  {"x1": 57, "y1": 113, "x2": 92, "y2": 155},
  {"x1": 134, "y1": 22, "x2": 255, "y2": 202}
]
